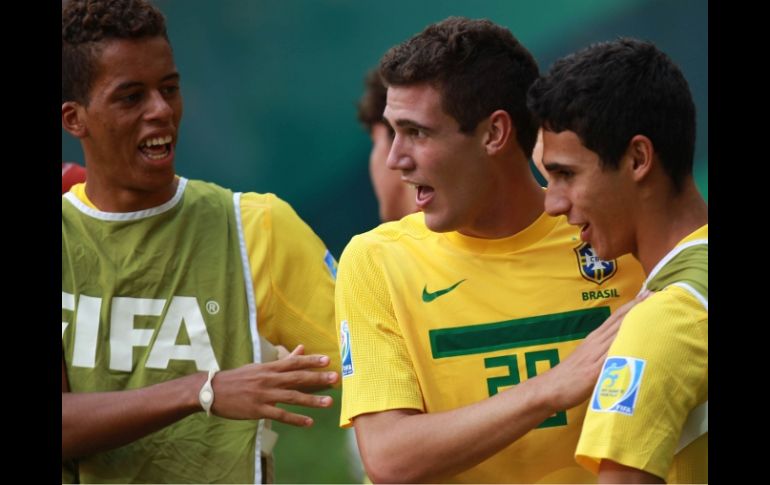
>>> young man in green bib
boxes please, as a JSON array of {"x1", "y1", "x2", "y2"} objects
[
  {"x1": 528, "y1": 38, "x2": 708, "y2": 483},
  {"x1": 335, "y1": 17, "x2": 649, "y2": 483},
  {"x1": 61, "y1": 1, "x2": 339, "y2": 483}
]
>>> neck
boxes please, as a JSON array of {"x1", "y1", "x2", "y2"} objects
[
  {"x1": 458, "y1": 154, "x2": 545, "y2": 239},
  {"x1": 84, "y1": 176, "x2": 180, "y2": 213},
  {"x1": 635, "y1": 179, "x2": 708, "y2": 274}
]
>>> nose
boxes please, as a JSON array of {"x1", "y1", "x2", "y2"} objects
[
  {"x1": 544, "y1": 185, "x2": 571, "y2": 217},
  {"x1": 144, "y1": 90, "x2": 174, "y2": 122},
  {"x1": 385, "y1": 135, "x2": 415, "y2": 172}
]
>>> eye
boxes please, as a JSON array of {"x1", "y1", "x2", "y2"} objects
[
  {"x1": 161, "y1": 85, "x2": 180, "y2": 97},
  {"x1": 555, "y1": 169, "x2": 574, "y2": 180},
  {"x1": 121, "y1": 92, "x2": 142, "y2": 104},
  {"x1": 408, "y1": 127, "x2": 427, "y2": 139}
]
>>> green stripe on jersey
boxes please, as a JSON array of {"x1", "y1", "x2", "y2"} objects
[{"x1": 429, "y1": 307, "x2": 610, "y2": 359}]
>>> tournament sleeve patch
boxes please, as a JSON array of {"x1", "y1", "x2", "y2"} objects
[
  {"x1": 590, "y1": 356, "x2": 646, "y2": 416},
  {"x1": 340, "y1": 320, "x2": 354, "y2": 377},
  {"x1": 324, "y1": 249, "x2": 338, "y2": 280}
]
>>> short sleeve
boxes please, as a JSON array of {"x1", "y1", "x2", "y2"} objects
[
  {"x1": 575, "y1": 286, "x2": 708, "y2": 479},
  {"x1": 336, "y1": 234, "x2": 424, "y2": 427}
]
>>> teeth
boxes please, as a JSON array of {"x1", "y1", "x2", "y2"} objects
[
  {"x1": 140, "y1": 135, "x2": 173, "y2": 148},
  {"x1": 146, "y1": 151, "x2": 168, "y2": 160}
]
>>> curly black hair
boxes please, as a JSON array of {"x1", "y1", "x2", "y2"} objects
[
  {"x1": 62, "y1": 0, "x2": 168, "y2": 104},
  {"x1": 380, "y1": 17, "x2": 539, "y2": 156}
]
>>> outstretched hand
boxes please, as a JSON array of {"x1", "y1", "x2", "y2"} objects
[
  {"x1": 209, "y1": 344, "x2": 338, "y2": 426},
  {"x1": 540, "y1": 291, "x2": 652, "y2": 412}
]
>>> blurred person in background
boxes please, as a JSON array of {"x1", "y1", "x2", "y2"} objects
[{"x1": 357, "y1": 68, "x2": 416, "y2": 222}]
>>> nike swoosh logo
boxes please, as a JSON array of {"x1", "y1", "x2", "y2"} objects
[{"x1": 422, "y1": 279, "x2": 466, "y2": 303}]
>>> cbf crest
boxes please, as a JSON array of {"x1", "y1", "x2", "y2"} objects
[{"x1": 574, "y1": 242, "x2": 617, "y2": 284}]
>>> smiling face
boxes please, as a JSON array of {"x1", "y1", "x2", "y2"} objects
[
  {"x1": 542, "y1": 129, "x2": 636, "y2": 260},
  {"x1": 383, "y1": 83, "x2": 499, "y2": 236},
  {"x1": 63, "y1": 36, "x2": 182, "y2": 210}
]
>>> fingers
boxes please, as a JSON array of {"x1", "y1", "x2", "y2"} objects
[
  {"x1": 288, "y1": 344, "x2": 305, "y2": 357},
  {"x1": 275, "y1": 353, "x2": 333, "y2": 372},
  {"x1": 270, "y1": 369, "x2": 339, "y2": 389},
  {"x1": 260, "y1": 406, "x2": 315, "y2": 427},
  {"x1": 275, "y1": 345, "x2": 290, "y2": 359},
  {"x1": 591, "y1": 289, "x2": 653, "y2": 339},
  {"x1": 613, "y1": 289, "x2": 652, "y2": 317},
  {"x1": 266, "y1": 390, "x2": 334, "y2": 409},
  {"x1": 583, "y1": 290, "x2": 655, "y2": 363},
  {"x1": 256, "y1": 392, "x2": 334, "y2": 427}
]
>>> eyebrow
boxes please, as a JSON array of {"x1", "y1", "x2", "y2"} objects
[
  {"x1": 114, "y1": 73, "x2": 181, "y2": 92},
  {"x1": 391, "y1": 118, "x2": 433, "y2": 134},
  {"x1": 543, "y1": 162, "x2": 573, "y2": 172}
]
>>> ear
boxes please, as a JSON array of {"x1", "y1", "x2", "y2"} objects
[
  {"x1": 62, "y1": 101, "x2": 88, "y2": 139},
  {"x1": 626, "y1": 134, "x2": 654, "y2": 182},
  {"x1": 483, "y1": 109, "x2": 512, "y2": 155}
]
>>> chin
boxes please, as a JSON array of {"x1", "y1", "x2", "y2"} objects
[
  {"x1": 424, "y1": 214, "x2": 454, "y2": 233},
  {"x1": 593, "y1": 243, "x2": 622, "y2": 261}
]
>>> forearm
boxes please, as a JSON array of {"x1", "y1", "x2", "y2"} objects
[
  {"x1": 357, "y1": 377, "x2": 556, "y2": 483},
  {"x1": 598, "y1": 460, "x2": 664, "y2": 484},
  {"x1": 62, "y1": 372, "x2": 204, "y2": 460}
]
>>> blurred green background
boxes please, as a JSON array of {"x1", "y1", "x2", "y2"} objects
[{"x1": 62, "y1": 1, "x2": 707, "y2": 482}]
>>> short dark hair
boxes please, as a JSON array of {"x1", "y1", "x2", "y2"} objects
[
  {"x1": 527, "y1": 37, "x2": 696, "y2": 192},
  {"x1": 62, "y1": 0, "x2": 169, "y2": 105},
  {"x1": 379, "y1": 17, "x2": 540, "y2": 156},
  {"x1": 357, "y1": 68, "x2": 388, "y2": 134}
]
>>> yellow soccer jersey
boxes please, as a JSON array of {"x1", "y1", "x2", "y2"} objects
[
  {"x1": 68, "y1": 182, "x2": 339, "y2": 374},
  {"x1": 337, "y1": 211, "x2": 645, "y2": 483},
  {"x1": 576, "y1": 225, "x2": 708, "y2": 483},
  {"x1": 240, "y1": 192, "x2": 339, "y2": 373}
]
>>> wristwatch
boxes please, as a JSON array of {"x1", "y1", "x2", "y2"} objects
[{"x1": 199, "y1": 368, "x2": 218, "y2": 416}]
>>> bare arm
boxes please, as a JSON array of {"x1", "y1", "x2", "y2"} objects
[
  {"x1": 353, "y1": 293, "x2": 648, "y2": 483},
  {"x1": 599, "y1": 460, "x2": 664, "y2": 484},
  {"x1": 62, "y1": 345, "x2": 338, "y2": 461}
]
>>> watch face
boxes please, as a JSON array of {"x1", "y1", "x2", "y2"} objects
[{"x1": 201, "y1": 390, "x2": 213, "y2": 404}]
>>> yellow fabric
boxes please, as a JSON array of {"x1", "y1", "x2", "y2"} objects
[
  {"x1": 240, "y1": 192, "x2": 339, "y2": 373},
  {"x1": 680, "y1": 225, "x2": 708, "y2": 245},
  {"x1": 576, "y1": 226, "x2": 707, "y2": 483},
  {"x1": 336, "y1": 211, "x2": 645, "y2": 483},
  {"x1": 68, "y1": 184, "x2": 339, "y2": 374},
  {"x1": 69, "y1": 183, "x2": 94, "y2": 208}
]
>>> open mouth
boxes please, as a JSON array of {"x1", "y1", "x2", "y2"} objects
[
  {"x1": 139, "y1": 135, "x2": 173, "y2": 160},
  {"x1": 407, "y1": 182, "x2": 435, "y2": 209}
]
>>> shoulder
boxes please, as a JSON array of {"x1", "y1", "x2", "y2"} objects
[
  {"x1": 617, "y1": 287, "x2": 707, "y2": 352},
  {"x1": 340, "y1": 213, "x2": 432, "y2": 262},
  {"x1": 239, "y1": 191, "x2": 280, "y2": 213},
  {"x1": 647, "y1": 241, "x2": 708, "y2": 303},
  {"x1": 364, "y1": 212, "x2": 433, "y2": 245},
  {"x1": 238, "y1": 192, "x2": 308, "y2": 226}
]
